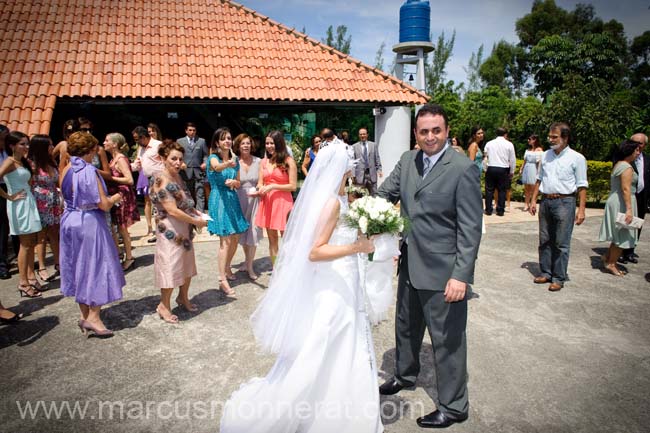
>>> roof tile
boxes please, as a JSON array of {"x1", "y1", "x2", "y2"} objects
[{"x1": 0, "y1": 0, "x2": 427, "y2": 134}]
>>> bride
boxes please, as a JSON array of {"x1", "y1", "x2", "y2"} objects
[{"x1": 220, "y1": 141, "x2": 383, "y2": 432}]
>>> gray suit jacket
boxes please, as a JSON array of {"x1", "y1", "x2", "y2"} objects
[
  {"x1": 177, "y1": 136, "x2": 208, "y2": 180},
  {"x1": 378, "y1": 148, "x2": 483, "y2": 291},
  {"x1": 353, "y1": 140, "x2": 382, "y2": 184}
]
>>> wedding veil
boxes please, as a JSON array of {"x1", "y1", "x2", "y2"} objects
[{"x1": 250, "y1": 141, "x2": 354, "y2": 359}]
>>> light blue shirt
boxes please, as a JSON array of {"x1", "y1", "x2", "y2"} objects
[{"x1": 537, "y1": 146, "x2": 588, "y2": 194}]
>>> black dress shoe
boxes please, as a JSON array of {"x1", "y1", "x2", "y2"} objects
[
  {"x1": 624, "y1": 255, "x2": 638, "y2": 264},
  {"x1": 632, "y1": 253, "x2": 639, "y2": 259},
  {"x1": 617, "y1": 256, "x2": 628, "y2": 264},
  {"x1": 379, "y1": 378, "x2": 414, "y2": 395},
  {"x1": 484, "y1": 211, "x2": 492, "y2": 216},
  {"x1": 0, "y1": 271, "x2": 10, "y2": 280},
  {"x1": 417, "y1": 410, "x2": 468, "y2": 428}
]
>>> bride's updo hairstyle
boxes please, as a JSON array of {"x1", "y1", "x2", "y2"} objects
[
  {"x1": 67, "y1": 131, "x2": 98, "y2": 157},
  {"x1": 157, "y1": 140, "x2": 184, "y2": 159},
  {"x1": 251, "y1": 141, "x2": 354, "y2": 358}
]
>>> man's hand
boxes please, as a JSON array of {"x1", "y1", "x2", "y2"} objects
[
  {"x1": 378, "y1": 170, "x2": 383, "y2": 178},
  {"x1": 529, "y1": 202, "x2": 536, "y2": 216},
  {"x1": 200, "y1": 162, "x2": 206, "y2": 171},
  {"x1": 444, "y1": 278, "x2": 466, "y2": 303},
  {"x1": 575, "y1": 209, "x2": 585, "y2": 225}
]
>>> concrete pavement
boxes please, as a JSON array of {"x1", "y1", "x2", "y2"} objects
[{"x1": 1, "y1": 203, "x2": 649, "y2": 433}]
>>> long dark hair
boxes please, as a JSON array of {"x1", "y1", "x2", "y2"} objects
[
  {"x1": 5, "y1": 131, "x2": 32, "y2": 176},
  {"x1": 210, "y1": 127, "x2": 231, "y2": 156},
  {"x1": 469, "y1": 126, "x2": 484, "y2": 147},
  {"x1": 528, "y1": 134, "x2": 541, "y2": 149},
  {"x1": 28, "y1": 134, "x2": 56, "y2": 172},
  {"x1": 266, "y1": 130, "x2": 290, "y2": 171}
]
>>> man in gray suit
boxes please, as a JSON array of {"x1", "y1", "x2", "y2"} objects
[
  {"x1": 177, "y1": 122, "x2": 208, "y2": 213},
  {"x1": 377, "y1": 104, "x2": 483, "y2": 429},
  {"x1": 353, "y1": 127, "x2": 382, "y2": 195}
]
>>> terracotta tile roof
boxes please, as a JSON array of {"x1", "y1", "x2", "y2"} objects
[{"x1": 0, "y1": 0, "x2": 428, "y2": 135}]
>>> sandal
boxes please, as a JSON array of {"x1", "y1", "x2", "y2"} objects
[
  {"x1": 28, "y1": 278, "x2": 43, "y2": 290},
  {"x1": 18, "y1": 284, "x2": 42, "y2": 298},
  {"x1": 175, "y1": 296, "x2": 198, "y2": 312},
  {"x1": 122, "y1": 258, "x2": 136, "y2": 272},
  {"x1": 50, "y1": 264, "x2": 60, "y2": 280},
  {"x1": 37, "y1": 268, "x2": 50, "y2": 282},
  {"x1": 156, "y1": 306, "x2": 179, "y2": 324},
  {"x1": 219, "y1": 279, "x2": 236, "y2": 297}
]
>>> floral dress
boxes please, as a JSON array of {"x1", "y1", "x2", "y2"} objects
[
  {"x1": 31, "y1": 166, "x2": 63, "y2": 227},
  {"x1": 149, "y1": 174, "x2": 198, "y2": 288}
]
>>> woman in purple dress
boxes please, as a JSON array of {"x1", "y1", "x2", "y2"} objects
[{"x1": 59, "y1": 132, "x2": 125, "y2": 338}]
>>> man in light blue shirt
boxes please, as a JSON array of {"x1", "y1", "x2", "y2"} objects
[{"x1": 529, "y1": 122, "x2": 588, "y2": 291}]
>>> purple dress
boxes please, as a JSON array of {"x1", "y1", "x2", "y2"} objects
[{"x1": 60, "y1": 157, "x2": 125, "y2": 306}]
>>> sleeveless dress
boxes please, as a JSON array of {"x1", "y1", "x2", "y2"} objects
[
  {"x1": 108, "y1": 154, "x2": 140, "y2": 228},
  {"x1": 31, "y1": 166, "x2": 63, "y2": 227},
  {"x1": 220, "y1": 197, "x2": 383, "y2": 433},
  {"x1": 236, "y1": 156, "x2": 263, "y2": 246},
  {"x1": 521, "y1": 150, "x2": 543, "y2": 185},
  {"x1": 473, "y1": 148, "x2": 483, "y2": 177},
  {"x1": 206, "y1": 154, "x2": 250, "y2": 236},
  {"x1": 598, "y1": 161, "x2": 638, "y2": 248},
  {"x1": 150, "y1": 174, "x2": 198, "y2": 288},
  {"x1": 254, "y1": 158, "x2": 294, "y2": 231},
  {"x1": 59, "y1": 157, "x2": 125, "y2": 306},
  {"x1": 3, "y1": 166, "x2": 42, "y2": 235}
]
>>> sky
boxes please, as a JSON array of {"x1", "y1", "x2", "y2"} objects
[{"x1": 237, "y1": 0, "x2": 650, "y2": 87}]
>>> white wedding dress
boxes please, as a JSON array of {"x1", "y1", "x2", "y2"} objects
[{"x1": 220, "y1": 197, "x2": 383, "y2": 433}]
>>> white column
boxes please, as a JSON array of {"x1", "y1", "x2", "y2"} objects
[{"x1": 375, "y1": 106, "x2": 412, "y2": 186}]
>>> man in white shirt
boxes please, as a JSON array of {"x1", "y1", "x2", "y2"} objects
[
  {"x1": 483, "y1": 128, "x2": 516, "y2": 216},
  {"x1": 529, "y1": 122, "x2": 588, "y2": 292},
  {"x1": 621, "y1": 132, "x2": 650, "y2": 263}
]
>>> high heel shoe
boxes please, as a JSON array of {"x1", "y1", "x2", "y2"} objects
[
  {"x1": 0, "y1": 312, "x2": 24, "y2": 324},
  {"x1": 80, "y1": 319, "x2": 114, "y2": 338},
  {"x1": 77, "y1": 319, "x2": 88, "y2": 336},
  {"x1": 50, "y1": 264, "x2": 60, "y2": 280},
  {"x1": 28, "y1": 278, "x2": 43, "y2": 290},
  {"x1": 18, "y1": 284, "x2": 42, "y2": 298},
  {"x1": 175, "y1": 296, "x2": 198, "y2": 312},
  {"x1": 37, "y1": 268, "x2": 50, "y2": 282},
  {"x1": 122, "y1": 258, "x2": 136, "y2": 272},
  {"x1": 219, "y1": 279, "x2": 236, "y2": 297},
  {"x1": 156, "y1": 305, "x2": 179, "y2": 324}
]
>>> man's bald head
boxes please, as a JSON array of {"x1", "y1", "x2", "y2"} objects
[{"x1": 631, "y1": 133, "x2": 648, "y2": 151}]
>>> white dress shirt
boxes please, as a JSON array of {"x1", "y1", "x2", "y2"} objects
[
  {"x1": 484, "y1": 136, "x2": 516, "y2": 175},
  {"x1": 635, "y1": 154, "x2": 644, "y2": 193}
]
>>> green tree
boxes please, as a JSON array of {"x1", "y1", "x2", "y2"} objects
[
  {"x1": 464, "y1": 45, "x2": 484, "y2": 93},
  {"x1": 322, "y1": 25, "x2": 351, "y2": 54},
  {"x1": 374, "y1": 42, "x2": 386, "y2": 71},
  {"x1": 425, "y1": 30, "x2": 456, "y2": 96},
  {"x1": 479, "y1": 40, "x2": 528, "y2": 96}
]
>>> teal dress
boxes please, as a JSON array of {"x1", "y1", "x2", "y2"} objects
[
  {"x1": 206, "y1": 154, "x2": 250, "y2": 236},
  {"x1": 3, "y1": 166, "x2": 42, "y2": 235},
  {"x1": 473, "y1": 148, "x2": 483, "y2": 178},
  {"x1": 599, "y1": 161, "x2": 638, "y2": 248}
]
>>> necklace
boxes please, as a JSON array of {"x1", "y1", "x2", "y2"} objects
[{"x1": 9, "y1": 156, "x2": 23, "y2": 166}]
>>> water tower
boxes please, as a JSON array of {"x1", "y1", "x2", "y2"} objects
[
  {"x1": 393, "y1": 0, "x2": 434, "y2": 94},
  {"x1": 374, "y1": 0, "x2": 433, "y2": 185}
]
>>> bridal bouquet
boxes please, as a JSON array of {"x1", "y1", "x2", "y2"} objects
[
  {"x1": 345, "y1": 195, "x2": 407, "y2": 261},
  {"x1": 345, "y1": 195, "x2": 406, "y2": 325}
]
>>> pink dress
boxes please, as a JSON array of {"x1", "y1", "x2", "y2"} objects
[
  {"x1": 150, "y1": 174, "x2": 197, "y2": 288},
  {"x1": 254, "y1": 158, "x2": 294, "y2": 231}
]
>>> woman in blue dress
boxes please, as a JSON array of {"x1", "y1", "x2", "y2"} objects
[
  {"x1": 0, "y1": 131, "x2": 42, "y2": 297},
  {"x1": 207, "y1": 127, "x2": 249, "y2": 296},
  {"x1": 467, "y1": 126, "x2": 484, "y2": 179},
  {"x1": 519, "y1": 134, "x2": 544, "y2": 211}
]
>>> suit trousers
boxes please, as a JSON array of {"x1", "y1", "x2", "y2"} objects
[
  {"x1": 394, "y1": 245, "x2": 469, "y2": 418},
  {"x1": 356, "y1": 170, "x2": 377, "y2": 196},
  {"x1": 484, "y1": 166, "x2": 509, "y2": 214},
  {"x1": 182, "y1": 172, "x2": 205, "y2": 213},
  {"x1": 538, "y1": 196, "x2": 576, "y2": 283}
]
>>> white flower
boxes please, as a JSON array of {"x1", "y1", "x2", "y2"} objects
[
  {"x1": 398, "y1": 221, "x2": 404, "y2": 232},
  {"x1": 359, "y1": 216, "x2": 368, "y2": 234}
]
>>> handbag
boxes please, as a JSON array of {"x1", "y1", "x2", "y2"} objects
[{"x1": 615, "y1": 212, "x2": 644, "y2": 230}]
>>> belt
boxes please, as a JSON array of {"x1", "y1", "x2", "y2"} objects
[{"x1": 543, "y1": 193, "x2": 575, "y2": 200}]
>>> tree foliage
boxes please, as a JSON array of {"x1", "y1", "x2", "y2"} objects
[
  {"x1": 374, "y1": 42, "x2": 386, "y2": 71},
  {"x1": 425, "y1": 31, "x2": 456, "y2": 96},
  {"x1": 322, "y1": 25, "x2": 351, "y2": 54}
]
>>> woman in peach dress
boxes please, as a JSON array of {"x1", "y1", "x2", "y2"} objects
[{"x1": 254, "y1": 131, "x2": 297, "y2": 267}]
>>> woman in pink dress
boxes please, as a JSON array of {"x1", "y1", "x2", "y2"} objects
[
  {"x1": 104, "y1": 133, "x2": 140, "y2": 272},
  {"x1": 150, "y1": 141, "x2": 207, "y2": 324},
  {"x1": 254, "y1": 131, "x2": 297, "y2": 267}
]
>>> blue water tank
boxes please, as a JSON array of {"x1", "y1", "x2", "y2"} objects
[{"x1": 399, "y1": 0, "x2": 431, "y2": 43}]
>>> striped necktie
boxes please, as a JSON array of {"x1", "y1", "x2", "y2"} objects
[{"x1": 423, "y1": 156, "x2": 432, "y2": 177}]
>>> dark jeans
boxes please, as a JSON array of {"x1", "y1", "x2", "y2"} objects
[
  {"x1": 538, "y1": 197, "x2": 576, "y2": 284},
  {"x1": 484, "y1": 167, "x2": 509, "y2": 214}
]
